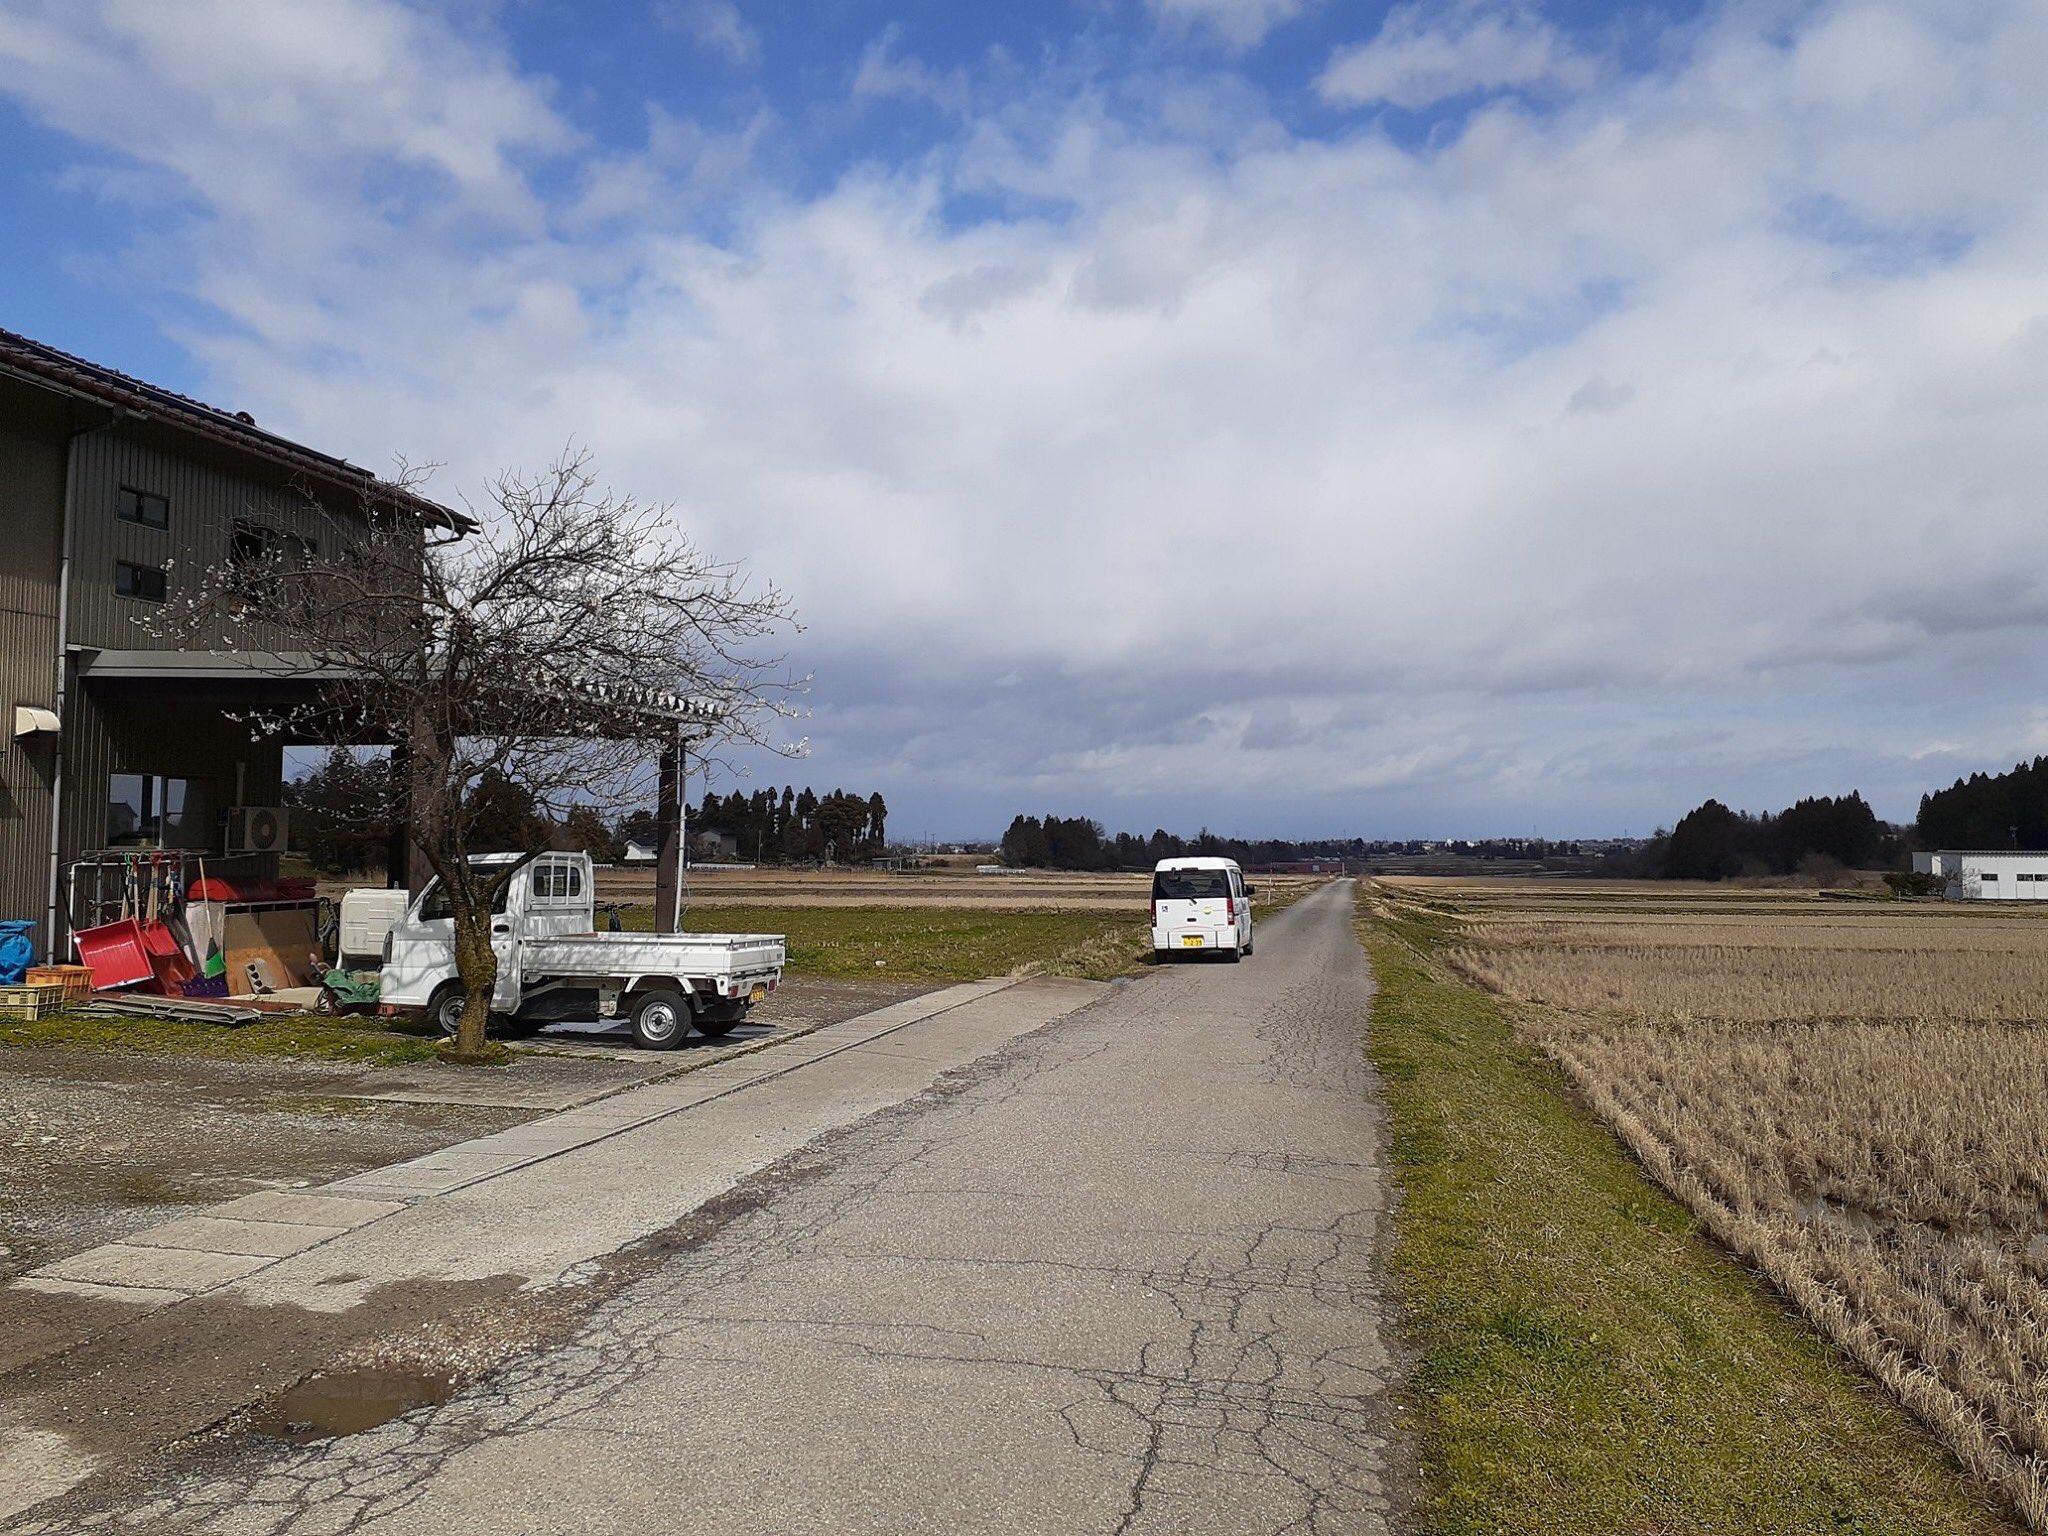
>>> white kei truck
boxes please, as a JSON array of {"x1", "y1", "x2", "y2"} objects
[{"x1": 377, "y1": 851, "x2": 786, "y2": 1049}]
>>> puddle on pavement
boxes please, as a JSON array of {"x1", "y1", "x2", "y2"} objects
[{"x1": 251, "y1": 1366, "x2": 454, "y2": 1443}]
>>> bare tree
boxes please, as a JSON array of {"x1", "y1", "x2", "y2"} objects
[{"x1": 154, "y1": 450, "x2": 798, "y2": 1061}]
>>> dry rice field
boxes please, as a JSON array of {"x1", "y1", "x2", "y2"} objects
[{"x1": 1388, "y1": 876, "x2": 2048, "y2": 1527}]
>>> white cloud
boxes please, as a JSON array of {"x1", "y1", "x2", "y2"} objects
[
  {"x1": 1318, "y1": 1, "x2": 1595, "y2": 109},
  {"x1": 1145, "y1": 0, "x2": 1306, "y2": 51},
  {"x1": 5, "y1": 0, "x2": 2048, "y2": 832},
  {"x1": 658, "y1": 0, "x2": 759, "y2": 65},
  {"x1": 852, "y1": 29, "x2": 972, "y2": 116}
]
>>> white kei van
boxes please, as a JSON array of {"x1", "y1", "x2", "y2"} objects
[{"x1": 1151, "y1": 857, "x2": 1253, "y2": 962}]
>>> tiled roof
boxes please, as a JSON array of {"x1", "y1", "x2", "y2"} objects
[{"x1": 0, "y1": 326, "x2": 470, "y2": 531}]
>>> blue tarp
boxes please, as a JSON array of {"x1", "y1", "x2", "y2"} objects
[{"x1": 0, "y1": 921, "x2": 34, "y2": 986}]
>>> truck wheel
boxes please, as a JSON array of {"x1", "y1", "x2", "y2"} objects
[
  {"x1": 629, "y1": 989, "x2": 691, "y2": 1050},
  {"x1": 429, "y1": 983, "x2": 467, "y2": 1039},
  {"x1": 1224, "y1": 944, "x2": 1243, "y2": 964},
  {"x1": 429, "y1": 985, "x2": 514, "y2": 1039}
]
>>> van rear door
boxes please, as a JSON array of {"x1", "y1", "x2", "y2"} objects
[{"x1": 1153, "y1": 867, "x2": 1232, "y2": 947}]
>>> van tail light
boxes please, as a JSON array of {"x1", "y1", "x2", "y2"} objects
[
  {"x1": 1152, "y1": 900, "x2": 1161, "y2": 923},
  {"x1": 1226, "y1": 895, "x2": 1237, "y2": 921}
]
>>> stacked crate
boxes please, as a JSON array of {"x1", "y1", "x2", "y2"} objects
[
  {"x1": 26, "y1": 964, "x2": 94, "y2": 1003},
  {"x1": 0, "y1": 982, "x2": 68, "y2": 1020}
]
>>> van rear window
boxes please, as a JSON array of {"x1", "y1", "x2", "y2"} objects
[{"x1": 1154, "y1": 869, "x2": 1231, "y2": 900}]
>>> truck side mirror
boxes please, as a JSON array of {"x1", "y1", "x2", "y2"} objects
[{"x1": 1244, "y1": 884, "x2": 1257, "y2": 896}]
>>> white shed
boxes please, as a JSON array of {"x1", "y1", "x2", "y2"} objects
[{"x1": 1917, "y1": 850, "x2": 2048, "y2": 900}]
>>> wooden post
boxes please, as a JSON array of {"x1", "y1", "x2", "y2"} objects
[{"x1": 654, "y1": 737, "x2": 683, "y2": 934}]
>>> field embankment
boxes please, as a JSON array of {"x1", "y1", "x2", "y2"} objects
[{"x1": 1364, "y1": 883, "x2": 2022, "y2": 1534}]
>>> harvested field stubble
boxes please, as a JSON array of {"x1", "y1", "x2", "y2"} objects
[{"x1": 1388, "y1": 877, "x2": 2048, "y2": 1528}]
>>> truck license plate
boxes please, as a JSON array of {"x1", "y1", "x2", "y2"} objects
[
  {"x1": 749, "y1": 984, "x2": 767, "y2": 1002},
  {"x1": 1181, "y1": 935, "x2": 1205, "y2": 948}
]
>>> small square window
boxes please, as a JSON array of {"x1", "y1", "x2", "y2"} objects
[
  {"x1": 232, "y1": 521, "x2": 272, "y2": 564},
  {"x1": 114, "y1": 561, "x2": 166, "y2": 602},
  {"x1": 117, "y1": 488, "x2": 169, "y2": 529}
]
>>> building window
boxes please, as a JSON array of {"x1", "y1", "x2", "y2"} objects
[
  {"x1": 114, "y1": 560, "x2": 167, "y2": 602},
  {"x1": 231, "y1": 521, "x2": 269, "y2": 566},
  {"x1": 117, "y1": 487, "x2": 170, "y2": 529},
  {"x1": 232, "y1": 521, "x2": 319, "y2": 565},
  {"x1": 107, "y1": 774, "x2": 213, "y2": 849},
  {"x1": 1982, "y1": 872, "x2": 1999, "y2": 882}
]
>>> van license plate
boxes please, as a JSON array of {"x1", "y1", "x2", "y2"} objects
[
  {"x1": 1181, "y1": 935, "x2": 1205, "y2": 948},
  {"x1": 749, "y1": 984, "x2": 767, "y2": 1002}
]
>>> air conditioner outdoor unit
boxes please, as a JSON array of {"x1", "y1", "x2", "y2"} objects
[{"x1": 227, "y1": 805, "x2": 289, "y2": 854}]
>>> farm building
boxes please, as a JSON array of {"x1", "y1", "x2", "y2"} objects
[
  {"x1": 0, "y1": 327, "x2": 713, "y2": 965},
  {"x1": 1913, "y1": 851, "x2": 2048, "y2": 900},
  {"x1": 0, "y1": 326, "x2": 474, "y2": 960}
]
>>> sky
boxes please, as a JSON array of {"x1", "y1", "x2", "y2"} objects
[{"x1": 2, "y1": 0, "x2": 2046, "y2": 841}]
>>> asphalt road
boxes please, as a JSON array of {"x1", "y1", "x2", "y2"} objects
[{"x1": 44, "y1": 879, "x2": 1395, "y2": 1535}]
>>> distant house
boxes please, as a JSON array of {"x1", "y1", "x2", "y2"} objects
[
  {"x1": 622, "y1": 839, "x2": 658, "y2": 865},
  {"x1": 694, "y1": 827, "x2": 741, "y2": 861},
  {"x1": 1914, "y1": 850, "x2": 2048, "y2": 901}
]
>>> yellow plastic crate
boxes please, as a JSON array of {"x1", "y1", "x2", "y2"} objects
[
  {"x1": 0, "y1": 982, "x2": 67, "y2": 1020},
  {"x1": 26, "y1": 965, "x2": 93, "y2": 1003}
]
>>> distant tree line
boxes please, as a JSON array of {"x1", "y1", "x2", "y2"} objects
[
  {"x1": 1363, "y1": 838, "x2": 1583, "y2": 860},
  {"x1": 1917, "y1": 757, "x2": 2048, "y2": 850},
  {"x1": 1629, "y1": 754, "x2": 2048, "y2": 883},
  {"x1": 1660, "y1": 793, "x2": 1889, "y2": 879},
  {"x1": 685, "y1": 786, "x2": 888, "y2": 864},
  {"x1": 287, "y1": 749, "x2": 889, "y2": 873},
  {"x1": 998, "y1": 815, "x2": 1360, "y2": 871},
  {"x1": 1592, "y1": 790, "x2": 1897, "y2": 881}
]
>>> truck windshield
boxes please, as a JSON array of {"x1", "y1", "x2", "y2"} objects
[{"x1": 1153, "y1": 869, "x2": 1231, "y2": 901}]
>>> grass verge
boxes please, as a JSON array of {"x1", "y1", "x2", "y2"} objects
[
  {"x1": 664, "y1": 884, "x2": 1321, "y2": 982},
  {"x1": 667, "y1": 904, "x2": 1149, "y2": 981},
  {"x1": 0, "y1": 1008, "x2": 440, "y2": 1066},
  {"x1": 1362, "y1": 895, "x2": 2020, "y2": 1535}
]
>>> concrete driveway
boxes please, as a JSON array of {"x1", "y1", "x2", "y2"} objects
[{"x1": 12, "y1": 880, "x2": 1396, "y2": 1535}]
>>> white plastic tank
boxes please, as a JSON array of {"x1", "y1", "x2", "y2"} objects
[{"x1": 338, "y1": 888, "x2": 411, "y2": 966}]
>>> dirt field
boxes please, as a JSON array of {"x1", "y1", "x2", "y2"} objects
[{"x1": 1384, "y1": 876, "x2": 2048, "y2": 1527}]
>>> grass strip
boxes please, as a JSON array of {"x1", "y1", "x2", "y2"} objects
[
  {"x1": 1362, "y1": 896, "x2": 2019, "y2": 1535},
  {"x1": 668, "y1": 888, "x2": 1317, "y2": 982},
  {"x1": 659, "y1": 904, "x2": 1150, "y2": 981},
  {"x1": 0, "y1": 1009, "x2": 440, "y2": 1065}
]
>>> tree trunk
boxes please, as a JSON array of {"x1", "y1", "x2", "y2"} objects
[{"x1": 449, "y1": 905, "x2": 499, "y2": 1060}]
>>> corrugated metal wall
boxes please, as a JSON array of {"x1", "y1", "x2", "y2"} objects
[
  {"x1": 59, "y1": 678, "x2": 283, "y2": 865},
  {"x1": 2, "y1": 400, "x2": 391, "y2": 953},
  {"x1": 0, "y1": 405, "x2": 65, "y2": 942},
  {"x1": 68, "y1": 423, "x2": 340, "y2": 653}
]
